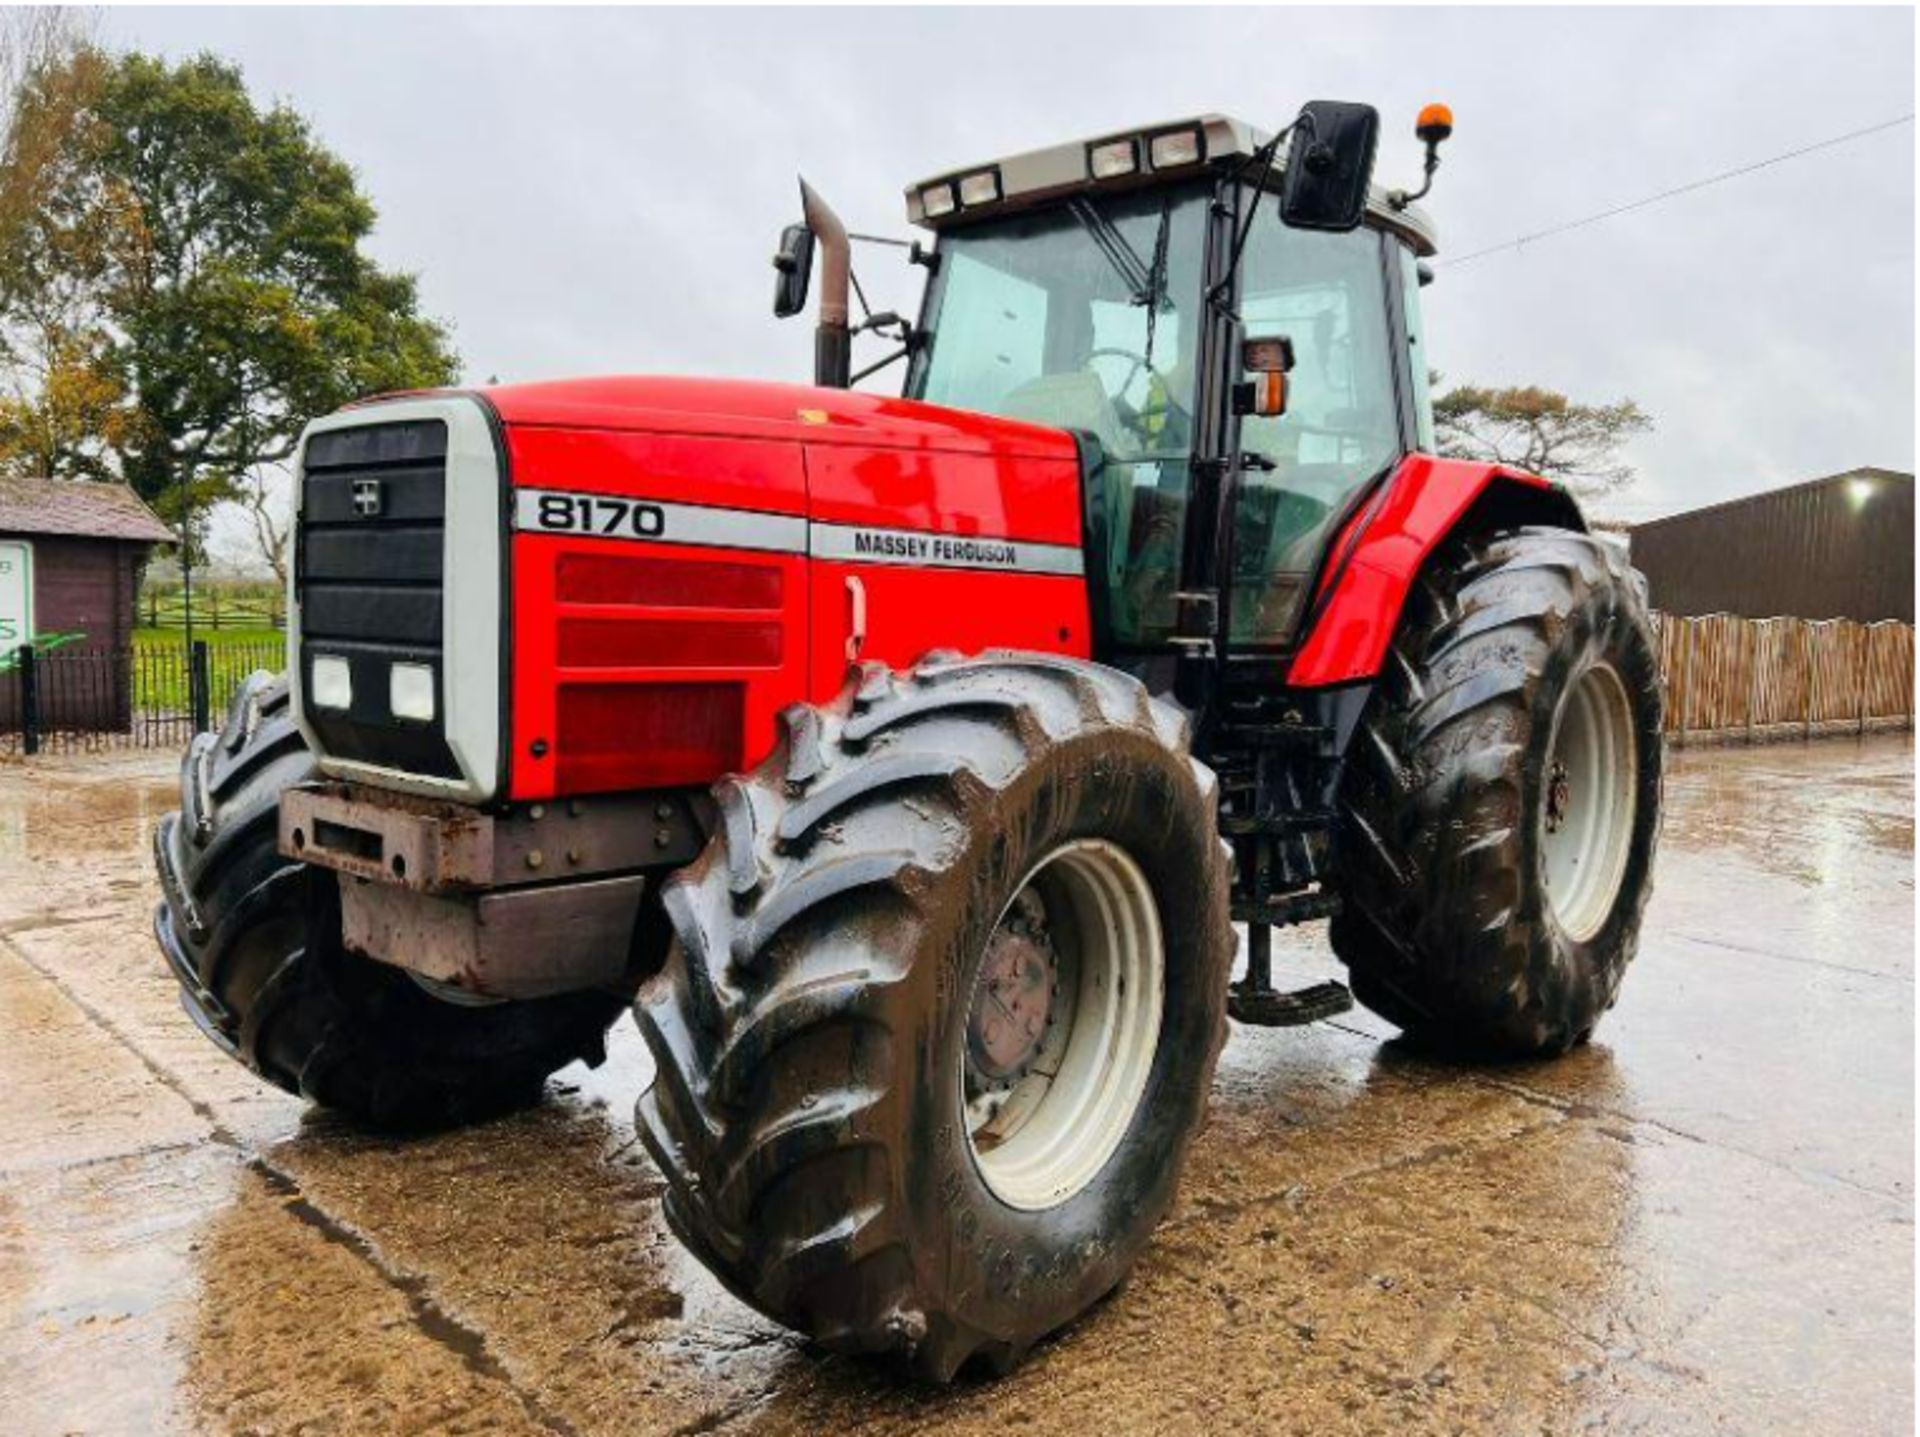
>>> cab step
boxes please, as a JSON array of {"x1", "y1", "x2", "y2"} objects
[
  {"x1": 1218, "y1": 808, "x2": 1335, "y2": 838},
  {"x1": 1230, "y1": 889, "x2": 1343, "y2": 927},
  {"x1": 1228, "y1": 979, "x2": 1354, "y2": 1027},
  {"x1": 1213, "y1": 720, "x2": 1331, "y2": 749}
]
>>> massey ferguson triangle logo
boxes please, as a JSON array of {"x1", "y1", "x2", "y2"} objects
[{"x1": 351, "y1": 479, "x2": 383, "y2": 517}]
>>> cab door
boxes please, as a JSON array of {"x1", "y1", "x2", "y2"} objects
[{"x1": 1225, "y1": 222, "x2": 1415, "y2": 650}]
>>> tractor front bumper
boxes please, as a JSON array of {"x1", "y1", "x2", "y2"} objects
[{"x1": 279, "y1": 783, "x2": 703, "y2": 1001}]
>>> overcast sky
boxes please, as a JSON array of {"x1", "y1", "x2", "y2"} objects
[{"x1": 108, "y1": 5, "x2": 1914, "y2": 525}]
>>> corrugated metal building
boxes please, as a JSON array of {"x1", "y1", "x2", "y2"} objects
[{"x1": 1629, "y1": 467, "x2": 1914, "y2": 622}]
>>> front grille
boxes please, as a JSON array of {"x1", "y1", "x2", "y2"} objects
[{"x1": 297, "y1": 419, "x2": 460, "y2": 778}]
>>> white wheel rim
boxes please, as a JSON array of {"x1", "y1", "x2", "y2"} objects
[
  {"x1": 1541, "y1": 661, "x2": 1638, "y2": 942},
  {"x1": 962, "y1": 839, "x2": 1165, "y2": 1211}
]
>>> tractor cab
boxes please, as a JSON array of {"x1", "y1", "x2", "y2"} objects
[{"x1": 901, "y1": 113, "x2": 1437, "y2": 659}]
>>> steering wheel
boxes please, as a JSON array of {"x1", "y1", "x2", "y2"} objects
[{"x1": 1086, "y1": 345, "x2": 1177, "y2": 447}]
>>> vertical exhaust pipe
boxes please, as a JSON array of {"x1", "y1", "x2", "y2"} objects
[{"x1": 800, "y1": 178, "x2": 851, "y2": 389}]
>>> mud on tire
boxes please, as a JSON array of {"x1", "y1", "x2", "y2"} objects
[
  {"x1": 153, "y1": 671, "x2": 623, "y2": 1129},
  {"x1": 1331, "y1": 527, "x2": 1663, "y2": 1057},
  {"x1": 635, "y1": 651, "x2": 1233, "y2": 1381}
]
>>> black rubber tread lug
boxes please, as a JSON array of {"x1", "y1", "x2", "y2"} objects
[
  {"x1": 715, "y1": 778, "x2": 764, "y2": 898},
  {"x1": 759, "y1": 1203, "x2": 898, "y2": 1311},
  {"x1": 711, "y1": 989, "x2": 898, "y2": 1111},
  {"x1": 780, "y1": 704, "x2": 827, "y2": 790},
  {"x1": 841, "y1": 685, "x2": 1043, "y2": 750},
  {"x1": 730, "y1": 850, "x2": 926, "y2": 965},
  {"x1": 773, "y1": 753, "x2": 975, "y2": 847}
]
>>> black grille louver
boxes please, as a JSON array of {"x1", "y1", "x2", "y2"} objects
[{"x1": 297, "y1": 418, "x2": 461, "y2": 778}]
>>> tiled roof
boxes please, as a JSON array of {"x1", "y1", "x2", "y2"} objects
[{"x1": 0, "y1": 474, "x2": 175, "y2": 544}]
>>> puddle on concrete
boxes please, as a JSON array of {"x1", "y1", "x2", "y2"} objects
[{"x1": 0, "y1": 738, "x2": 1910, "y2": 1434}]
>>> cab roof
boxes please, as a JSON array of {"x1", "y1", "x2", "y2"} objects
[{"x1": 905, "y1": 112, "x2": 1438, "y2": 257}]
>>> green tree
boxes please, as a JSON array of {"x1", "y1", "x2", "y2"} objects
[
  {"x1": 0, "y1": 47, "x2": 457, "y2": 533},
  {"x1": 1432, "y1": 380, "x2": 1652, "y2": 501}
]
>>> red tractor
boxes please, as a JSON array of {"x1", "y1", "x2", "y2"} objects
[{"x1": 153, "y1": 103, "x2": 1661, "y2": 1380}]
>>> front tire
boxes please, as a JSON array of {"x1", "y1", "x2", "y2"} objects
[
  {"x1": 1331, "y1": 527, "x2": 1663, "y2": 1056},
  {"x1": 635, "y1": 652, "x2": 1233, "y2": 1380},
  {"x1": 153, "y1": 671, "x2": 624, "y2": 1129}
]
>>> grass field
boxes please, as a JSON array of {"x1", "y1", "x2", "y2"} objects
[{"x1": 133, "y1": 626, "x2": 285, "y2": 650}]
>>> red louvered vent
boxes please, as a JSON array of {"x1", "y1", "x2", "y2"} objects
[
  {"x1": 555, "y1": 553, "x2": 782, "y2": 609},
  {"x1": 558, "y1": 617, "x2": 782, "y2": 669},
  {"x1": 556, "y1": 681, "x2": 744, "y2": 792}
]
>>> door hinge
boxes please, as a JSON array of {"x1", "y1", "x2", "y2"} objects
[
  {"x1": 1173, "y1": 589, "x2": 1218, "y2": 649},
  {"x1": 1194, "y1": 452, "x2": 1276, "y2": 479}
]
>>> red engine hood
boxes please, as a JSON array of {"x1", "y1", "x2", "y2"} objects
[{"x1": 450, "y1": 376, "x2": 1077, "y2": 461}]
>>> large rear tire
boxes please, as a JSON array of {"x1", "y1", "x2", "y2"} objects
[
  {"x1": 1331, "y1": 527, "x2": 1662, "y2": 1057},
  {"x1": 635, "y1": 652, "x2": 1232, "y2": 1380},
  {"x1": 153, "y1": 672, "x2": 624, "y2": 1129}
]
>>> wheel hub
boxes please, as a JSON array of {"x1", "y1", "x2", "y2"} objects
[
  {"x1": 967, "y1": 894, "x2": 1056, "y2": 1084},
  {"x1": 960, "y1": 840, "x2": 1166, "y2": 1212}
]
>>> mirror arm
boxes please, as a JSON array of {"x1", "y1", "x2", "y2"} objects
[
  {"x1": 1207, "y1": 119, "x2": 1300, "y2": 306},
  {"x1": 848, "y1": 232, "x2": 940, "y2": 274},
  {"x1": 850, "y1": 345, "x2": 911, "y2": 386}
]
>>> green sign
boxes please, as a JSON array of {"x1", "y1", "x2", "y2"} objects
[{"x1": 0, "y1": 539, "x2": 32, "y2": 649}]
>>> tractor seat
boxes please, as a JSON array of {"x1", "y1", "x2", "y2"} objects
[{"x1": 997, "y1": 371, "x2": 1129, "y2": 455}]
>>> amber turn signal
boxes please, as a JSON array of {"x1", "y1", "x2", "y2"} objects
[{"x1": 1243, "y1": 371, "x2": 1288, "y2": 419}]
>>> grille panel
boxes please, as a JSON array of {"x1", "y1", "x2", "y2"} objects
[{"x1": 298, "y1": 418, "x2": 458, "y2": 779}]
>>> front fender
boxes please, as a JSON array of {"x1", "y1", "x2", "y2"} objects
[{"x1": 1286, "y1": 454, "x2": 1584, "y2": 688}]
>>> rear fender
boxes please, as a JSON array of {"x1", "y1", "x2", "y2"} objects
[{"x1": 1287, "y1": 455, "x2": 1585, "y2": 688}]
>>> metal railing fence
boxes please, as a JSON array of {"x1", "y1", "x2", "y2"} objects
[{"x1": 1, "y1": 640, "x2": 283, "y2": 755}]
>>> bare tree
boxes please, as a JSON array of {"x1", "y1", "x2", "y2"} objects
[
  {"x1": 229, "y1": 467, "x2": 292, "y2": 589},
  {"x1": 0, "y1": 9, "x2": 95, "y2": 129},
  {"x1": 1432, "y1": 379, "x2": 1652, "y2": 501}
]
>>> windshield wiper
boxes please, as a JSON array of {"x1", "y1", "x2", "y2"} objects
[
  {"x1": 1067, "y1": 197, "x2": 1159, "y2": 306},
  {"x1": 1141, "y1": 195, "x2": 1171, "y2": 369}
]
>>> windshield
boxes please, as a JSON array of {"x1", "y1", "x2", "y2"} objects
[{"x1": 907, "y1": 185, "x2": 1210, "y2": 645}]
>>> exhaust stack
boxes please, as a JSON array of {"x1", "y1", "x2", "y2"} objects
[{"x1": 800, "y1": 178, "x2": 851, "y2": 389}]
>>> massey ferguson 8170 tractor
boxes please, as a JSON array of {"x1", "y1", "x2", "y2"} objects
[{"x1": 153, "y1": 102, "x2": 1661, "y2": 1379}]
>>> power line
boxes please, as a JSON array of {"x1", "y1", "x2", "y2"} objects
[{"x1": 1441, "y1": 113, "x2": 1915, "y2": 270}]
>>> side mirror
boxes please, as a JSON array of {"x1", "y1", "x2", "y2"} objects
[
  {"x1": 1278, "y1": 101, "x2": 1380, "y2": 233},
  {"x1": 1233, "y1": 335, "x2": 1295, "y2": 418},
  {"x1": 772, "y1": 223, "x2": 815, "y2": 319}
]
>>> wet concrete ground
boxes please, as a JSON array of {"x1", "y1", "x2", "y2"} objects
[{"x1": 0, "y1": 735, "x2": 1910, "y2": 1434}]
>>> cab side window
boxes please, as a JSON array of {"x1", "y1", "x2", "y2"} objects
[
  {"x1": 1230, "y1": 223, "x2": 1403, "y2": 644},
  {"x1": 1398, "y1": 244, "x2": 1437, "y2": 452}
]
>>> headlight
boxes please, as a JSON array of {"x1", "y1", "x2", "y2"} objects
[
  {"x1": 311, "y1": 655, "x2": 352, "y2": 711},
  {"x1": 389, "y1": 662, "x2": 435, "y2": 723},
  {"x1": 1088, "y1": 138, "x2": 1139, "y2": 179},
  {"x1": 957, "y1": 170, "x2": 1001, "y2": 207},
  {"x1": 1148, "y1": 128, "x2": 1204, "y2": 170},
  {"x1": 920, "y1": 183, "x2": 957, "y2": 219}
]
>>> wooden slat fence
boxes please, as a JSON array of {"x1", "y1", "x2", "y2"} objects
[{"x1": 1657, "y1": 613, "x2": 1914, "y2": 743}]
